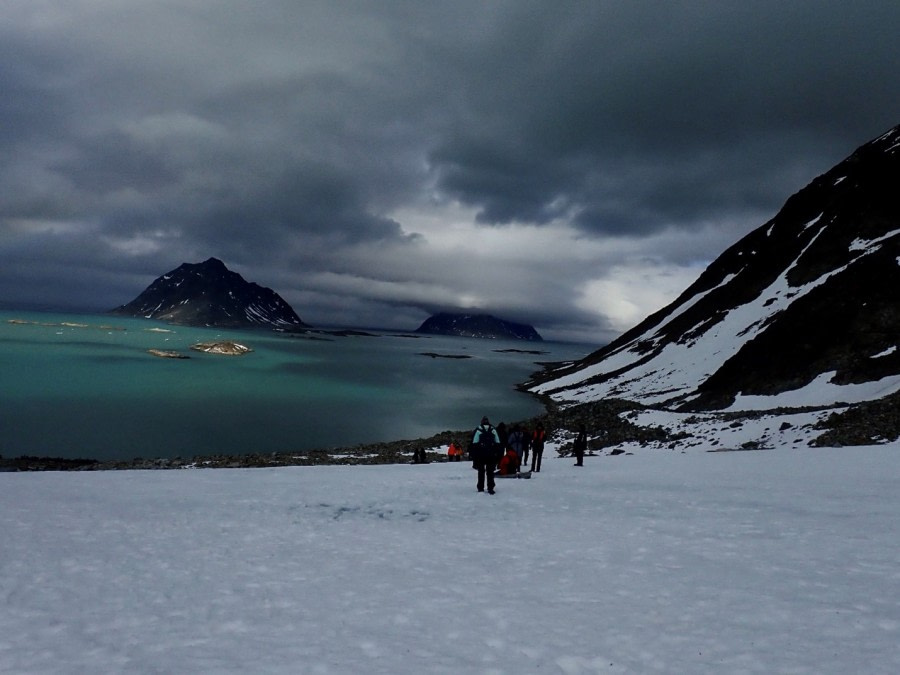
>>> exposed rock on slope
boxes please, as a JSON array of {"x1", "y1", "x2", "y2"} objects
[
  {"x1": 416, "y1": 313, "x2": 542, "y2": 340},
  {"x1": 527, "y1": 124, "x2": 900, "y2": 439},
  {"x1": 110, "y1": 258, "x2": 308, "y2": 330}
]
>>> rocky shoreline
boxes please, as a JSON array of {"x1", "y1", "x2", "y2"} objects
[
  {"x1": 0, "y1": 399, "x2": 641, "y2": 472},
  {"x1": 2, "y1": 394, "x2": 897, "y2": 472}
]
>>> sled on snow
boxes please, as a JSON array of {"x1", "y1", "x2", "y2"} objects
[{"x1": 494, "y1": 470, "x2": 532, "y2": 479}]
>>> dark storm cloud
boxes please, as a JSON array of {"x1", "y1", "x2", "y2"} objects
[
  {"x1": 1, "y1": 1, "x2": 899, "y2": 340},
  {"x1": 0, "y1": 34, "x2": 75, "y2": 151},
  {"x1": 424, "y1": 1, "x2": 900, "y2": 234}
]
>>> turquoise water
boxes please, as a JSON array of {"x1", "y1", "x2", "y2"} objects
[{"x1": 1, "y1": 311, "x2": 592, "y2": 461}]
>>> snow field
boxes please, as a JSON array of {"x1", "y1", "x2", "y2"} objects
[{"x1": 2, "y1": 443, "x2": 900, "y2": 674}]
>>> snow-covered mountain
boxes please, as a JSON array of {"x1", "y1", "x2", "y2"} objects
[
  {"x1": 529, "y1": 125, "x2": 900, "y2": 417},
  {"x1": 110, "y1": 257, "x2": 308, "y2": 330}
]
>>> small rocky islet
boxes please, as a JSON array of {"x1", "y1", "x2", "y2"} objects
[{"x1": 146, "y1": 340, "x2": 252, "y2": 358}]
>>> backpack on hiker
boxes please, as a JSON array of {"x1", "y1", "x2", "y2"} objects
[{"x1": 473, "y1": 425, "x2": 497, "y2": 464}]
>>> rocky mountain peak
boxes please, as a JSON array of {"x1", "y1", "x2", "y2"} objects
[
  {"x1": 110, "y1": 259, "x2": 308, "y2": 330},
  {"x1": 528, "y1": 123, "x2": 900, "y2": 414}
]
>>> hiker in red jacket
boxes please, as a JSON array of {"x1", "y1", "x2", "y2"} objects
[
  {"x1": 496, "y1": 446, "x2": 519, "y2": 476},
  {"x1": 447, "y1": 441, "x2": 463, "y2": 462},
  {"x1": 530, "y1": 423, "x2": 547, "y2": 472}
]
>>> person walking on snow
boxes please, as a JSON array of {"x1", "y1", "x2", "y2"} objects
[
  {"x1": 573, "y1": 425, "x2": 587, "y2": 466},
  {"x1": 521, "y1": 425, "x2": 531, "y2": 467},
  {"x1": 447, "y1": 441, "x2": 462, "y2": 462},
  {"x1": 473, "y1": 417, "x2": 500, "y2": 494},
  {"x1": 530, "y1": 422, "x2": 547, "y2": 472},
  {"x1": 508, "y1": 424, "x2": 527, "y2": 470}
]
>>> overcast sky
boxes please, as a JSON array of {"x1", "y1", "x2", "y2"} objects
[{"x1": 2, "y1": 1, "x2": 898, "y2": 342}]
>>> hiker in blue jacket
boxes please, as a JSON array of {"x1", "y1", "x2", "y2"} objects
[
  {"x1": 472, "y1": 417, "x2": 501, "y2": 494},
  {"x1": 507, "y1": 424, "x2": 527, "y2": 470}
]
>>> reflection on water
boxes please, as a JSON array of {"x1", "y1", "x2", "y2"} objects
[{"x1": 1, "y1": 311, "x2": 592, "y2": 460}]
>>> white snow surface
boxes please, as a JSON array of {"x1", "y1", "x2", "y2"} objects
[
  {"x1": 727, "y1": 371, "x2": 900, "y2": 411},
  {"x1": 3, "y1": 439, "x2": 900, "y2": 674}
]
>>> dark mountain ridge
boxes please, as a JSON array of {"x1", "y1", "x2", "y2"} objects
[
  {"x1": 416, "y1": 312, "x2": 543, "y2": 341},
  {"x1": 110, "y1": 257, "x2": 308, "y2": 330},
  {"x1": 528, "y1": 124, "x2": 900, "y2": 413}
]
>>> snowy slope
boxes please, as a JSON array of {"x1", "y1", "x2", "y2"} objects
[
  {"x1": 529, "y1": 125, "x2": 900, "y2": 413},
  {"x1": 3, "y1": 440, "x2": 900, "y2": 674}
]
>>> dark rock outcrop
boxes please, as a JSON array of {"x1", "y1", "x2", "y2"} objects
[
  {"x1": 528, "y1": 124, "x2": 900, "y2": 417},
  {"x1": 416, "y1": 312, "x2": 542, "y2": 341},
  {"x1": 110, "y1": 257, "x2": 308, "y2": 330},
  {"x1": 190, "y1": 340, "x2": 253, "y2": 355}
]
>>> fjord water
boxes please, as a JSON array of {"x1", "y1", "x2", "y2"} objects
[{"x1": 1, "y1": 311, "x2": 591, "y2": 461}]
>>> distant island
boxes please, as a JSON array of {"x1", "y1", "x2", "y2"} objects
[
  {"x1": 109, "y1": 257, "x2": 308, "y2": 331},
  {"x1": 415, "y1": 312, "x2": 542, "y2": 341}
]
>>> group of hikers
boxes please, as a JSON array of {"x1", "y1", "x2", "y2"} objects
[
  {"x1": 465, "y1": 417, "x2": 548, "y2": 494},
  {"x1": 429, "y1": 417, "x2": 591, "y2": 494}
]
